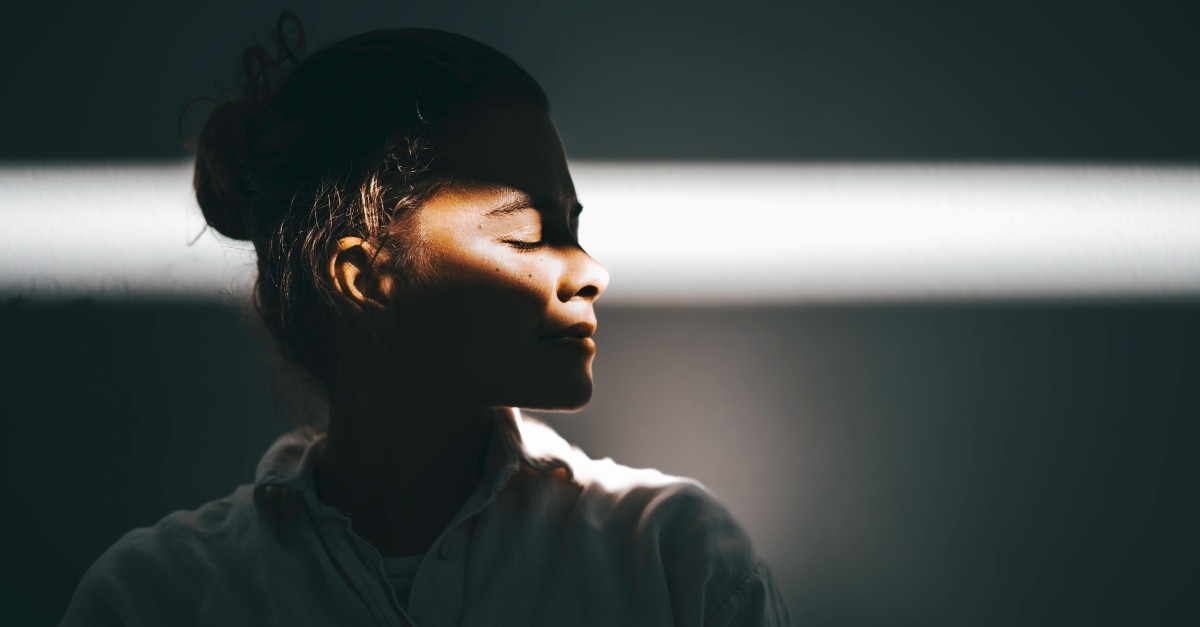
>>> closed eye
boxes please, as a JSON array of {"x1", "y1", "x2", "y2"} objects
[{"x1": 502, "y1": 238, "x2": 545, "y2": 251}]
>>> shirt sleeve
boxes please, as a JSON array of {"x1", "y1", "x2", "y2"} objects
[
  {"x1": 705, "y1": 560, "x2": 794, "y2": 627},
  {"x1": 59, "y1": 526, "x2": 200, "y2": 627},
  {"x1": 59, "y1": 558, "x2": 132, "y2": 627},
  {"x1": 647, "y1": 483, "x2": 794, "y2": 627},
  {"x1": 60, "y1": 532, "x2": 154, "y2": 627}
]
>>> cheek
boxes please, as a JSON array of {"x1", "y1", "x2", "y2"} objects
[
  {"x1": 415, "y1": 248, "x2": 555, "y2": 376},
  {"x1": 443, "y1": 246, "x2": 554, "y2": 331},
  {"x1": 437, "y1": 236, "x2": 553, "y2": 295},
  {"x1": 394, "y1": 235, "x2": 592, "y2": 407}
]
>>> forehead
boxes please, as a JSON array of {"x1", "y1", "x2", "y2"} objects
[{"x1": 433, "y1": 104, "x2": 576, "y2": 207}]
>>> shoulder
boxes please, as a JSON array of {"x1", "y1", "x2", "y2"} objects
[
  {"x1": 629, "y1": 482, "x2": 764, "y2": 619},
  {"x1": 88, "y1": 488, "x2": 250, "y2": 575},
  {"x1": 114, "y1": 485, "x2": 257, "y2": 562},
  {"x1": 609, "y1": 481, "x2": 793, "y2": 625},
  {"x1": 518, "y1": 418, "x2": 769, "y2": 622},
  {"x1": 519, "y1": 417, "x2": 754, "y2": 556},
  {"x1": 60, "y1": 487, "x2": 258, "y2": 626}
]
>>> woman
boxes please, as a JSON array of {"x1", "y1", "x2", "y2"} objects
[{"x1": 61, "y1": 14, "x2": 791, "y2": 626}]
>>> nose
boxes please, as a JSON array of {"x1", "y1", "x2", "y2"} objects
[{"x1": 558, "y1": 246, "x2": 610, "y2": 303}]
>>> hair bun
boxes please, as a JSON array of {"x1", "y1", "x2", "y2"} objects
[
  {"x1": 191, "y1": 12, "x2": 305, "y2": 241},
  {"x1": 193, "y1": 99, "x2": 258, "y2": 240}
]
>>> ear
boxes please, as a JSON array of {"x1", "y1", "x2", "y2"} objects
[{"x1": 329, "y1": 236, "x2": 395, "y2": 316}]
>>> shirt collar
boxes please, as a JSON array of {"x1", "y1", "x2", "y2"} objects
[{"x1": 251, "y1": 408, "x2": 575, "y2": 510}]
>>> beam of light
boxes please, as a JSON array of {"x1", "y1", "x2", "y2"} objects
[{"x1": 2, "y1": 162, "x2": 1198, "y2": 303}]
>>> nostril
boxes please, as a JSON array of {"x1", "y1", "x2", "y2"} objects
[{"x1": 576, "y1": 285, "x2": 599, "y2": 299}]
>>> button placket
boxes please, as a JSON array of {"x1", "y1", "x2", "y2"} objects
[{"x1": 420, "y1": 525, "x2": 470, "y2": 627}]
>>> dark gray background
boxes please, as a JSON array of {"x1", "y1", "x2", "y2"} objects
[
  {"x1": 2, "y1": 1, "x2": 1198, "y2": 625},
  {"x1": 2, "y1": 0, "x2": 1199, "y2": 161}
]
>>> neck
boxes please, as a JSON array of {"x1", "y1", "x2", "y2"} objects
[{"x1": 316, "y1": 349, "x2": 508, "y2": 556}]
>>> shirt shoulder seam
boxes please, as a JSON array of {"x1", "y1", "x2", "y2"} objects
[{"x1": 704, "y1": 558, "x2": 766, "y2": 624}]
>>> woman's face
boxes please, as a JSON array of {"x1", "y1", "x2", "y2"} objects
[{"x1": 382, "y1": 106, "x2": 609, "y2": 410}]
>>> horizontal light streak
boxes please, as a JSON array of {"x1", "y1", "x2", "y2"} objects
[{"x1": 1, "y1": 161, "x2": 1198, "y2": 303}]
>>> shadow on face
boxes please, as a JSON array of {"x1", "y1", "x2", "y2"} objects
[{"x1": 380, "y1": 106, "x2": 610, "y2": 411}]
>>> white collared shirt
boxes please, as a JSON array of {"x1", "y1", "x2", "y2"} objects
[{"x1": 61, "y1": 411, "x2": 792, "y2": 626}]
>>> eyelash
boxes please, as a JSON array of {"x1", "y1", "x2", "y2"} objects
[
  {"x1": 502, "y1": 239, "x2": 545, "y2": 251},
  {"x1": 500, "y1": 218, "x2": 579, "y2": 251}
]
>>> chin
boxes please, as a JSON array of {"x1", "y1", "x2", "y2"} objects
[{"x1": 515, "y1": 377, "x2": 594, "y2": 413}]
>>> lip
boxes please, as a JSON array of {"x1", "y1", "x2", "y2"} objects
[
  {"x1": 538, "y1": 335, "x2": 596, "y2": 353},
  {"x1": 537, "y1": 321, "x2": 597, "y2": 353}
]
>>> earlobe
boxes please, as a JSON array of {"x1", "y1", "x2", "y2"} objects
[{"x1": 329, "y1": 237, "x2": 392, "y2": 314}]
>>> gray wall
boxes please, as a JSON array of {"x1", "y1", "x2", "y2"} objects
[{"x1": 2, "y1": 0, "x2": 1199, "y2": 161}]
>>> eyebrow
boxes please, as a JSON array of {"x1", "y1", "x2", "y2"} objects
[{"x1": 483, "y1": 192, "x2": 583, "y2": 219}]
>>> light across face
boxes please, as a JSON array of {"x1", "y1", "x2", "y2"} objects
[{"x1": 383, "y1": 107, "x2": 609, "y2": 410}]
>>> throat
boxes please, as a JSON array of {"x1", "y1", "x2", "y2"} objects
[
  {"x1": 315, "y1": 447, "x2": 487, "y2": 556},
  {"x1": 314, "y1": 405, "x2": 498, "y2": 557}
]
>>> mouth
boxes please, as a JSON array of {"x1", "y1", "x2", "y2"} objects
[{"x1": 538, "y1": 322, "x2": 597, "y2": 353}]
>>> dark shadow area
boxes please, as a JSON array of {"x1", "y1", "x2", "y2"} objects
[
  {"x1": 2, "y1": 0, "x2": 1199, "y2": 161},
  {"x1": 0, "y1": 298, "x2": 284, "y2": 624},
  {"x1": 3, "y1": 298, "x2": 1197, "y2": 625}
]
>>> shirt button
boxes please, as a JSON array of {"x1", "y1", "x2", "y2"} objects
[{"x1": 439, "y1": 541, "x2": 457, "y2": 561}]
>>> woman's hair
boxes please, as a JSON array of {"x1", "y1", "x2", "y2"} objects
[{"x1": 192, "y1": 13, "x2": 549, "y2": 391}]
